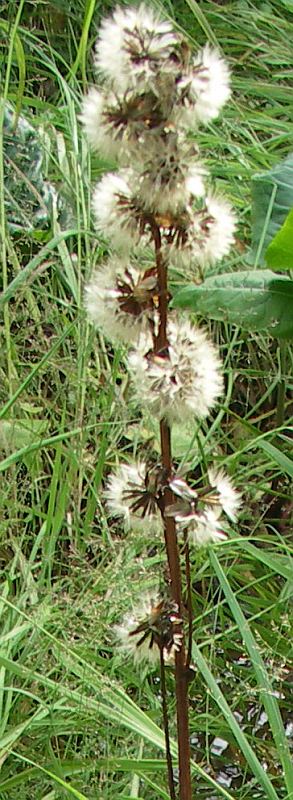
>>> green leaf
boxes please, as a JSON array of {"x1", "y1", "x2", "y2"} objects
[
  {"x1": 172, "y1": 270, "x2": 293, "y2": 338},
  {"x1": 250, "y1": 153, "x2": 293, "y2": 266},
  {"x1": 278, "y1": 0, "x2": 293, "y2": 9},
  {"x1": 238, "y1": 542, "x2": 293, "y2": 581},
  {"x1": 5, "y1": 752, "x2": 91, "y2": 800},
  {"x1": 256, "y1": 439, "x2": 293, "y2": 478},
  {"x1": 266, "y1": 206, "x2": 293, "y2": 269}
]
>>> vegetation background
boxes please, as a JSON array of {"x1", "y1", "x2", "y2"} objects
[{"x1": 0, "y1": 0, "x2": 292, "y2": 798}]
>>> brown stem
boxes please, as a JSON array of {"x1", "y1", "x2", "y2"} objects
[
  {"x1": 153, "y1": 225, "x2": 192, "y2": 800},
  {"x1": 160, "y1": 647, "x2": 176, "y2": 800},
  {"x1": 184, "y1": 532, "x2": 193, "y2": 671},
  {"x1": 161, "y1": 424, "x2": 192, "y2": 800},
  {"x1": 152, "y1": 226, "x2": 168, "y2": 353}
]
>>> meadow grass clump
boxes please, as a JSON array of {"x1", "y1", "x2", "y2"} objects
[{"x1": 0, "y1": 1, "x2": 292, "y2": 799}]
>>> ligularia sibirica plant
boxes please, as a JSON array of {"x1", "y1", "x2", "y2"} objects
[{"x1": 82, "y1": 6, "x2": 241, "y2": 799}]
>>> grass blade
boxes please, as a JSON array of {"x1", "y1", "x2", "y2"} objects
[
  {"x1": 191, "y1": 641, "x2": 279, "y2": 800},
  {"x1": 210, "y1": 550, "x2": 293, "y2": 800}
]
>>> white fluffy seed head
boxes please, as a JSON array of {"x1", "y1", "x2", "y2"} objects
[
  {"x1": 92, "y1": 171, "x2": 140, "y2": 252},
  {"x1": 169, "y1": 192, "x2": 236, "y2": 270},
  {"x1": 186, "y1": 508, "x2": 227, "y2": 547},
  {"x1": 81, "y1": 87, "x2": 175, "y2": 163},
  {"x1": 200, "y1": 194, "x2": 236, "y2": 265},
  {"x1": 115, "y1": 593, "x2": 162, "y2": 666},
  {"x1": 95, "y1": 5, "x2": 180, "y2": 93},
  {"x1": 128, "y1": 318, "x2": 224, "y2": 424},
  {"x1": 105, "y1": 460, "x2": 162, "y2": 533},
  {"x1": 175, "y1": 45, "x2": 231, "y2": 127},
  {"x1": 207, "y1": 468, "x2": 242, "y2": 522},
  {"x1": 85, "y1": 258, "x2": 156, "y2": 345},
  {"x1": 139, "y1": 160, "x2": 206, "y2": 214},
  {"x1": 115, "y1": 593, "x2": 183, "y2": 666},
  {"x1": 80, "y1": 88, "x2": 119, "y2": 158}
]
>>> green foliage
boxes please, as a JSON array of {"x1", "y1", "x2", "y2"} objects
[
  {"x1": 172, "y1": 270, "x2": 293, "y2": 338},
  {"x1": 0, "y1": 0, "x2": 292, "y2": 798},
  {"x1": 250, "y1": 153, "x2": 293, "y2": 266},
  {"x1": 266, "y1": 206, "x2": 293, "y2": 269}
]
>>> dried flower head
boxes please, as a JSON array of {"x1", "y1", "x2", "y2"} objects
[
  {"x1": 206, "y1": 468, "x2": 242, "y2": 522},
  {"x1": 85, "y1": 258, "x2": 158, "y2": 344},
  {"x1": 139, "y1": 155, "x2": 206, "y2": 214},
  {"x1": 175, "y1": 45, "x2": 231, "y2": 127},
  {"x1": 92, "y1": 171, "x2": 141, "y2": 251},
  {"x1": 128, "y1": 319, "x2": 223, "y2": 424},
  {"x1": 116, "y1": 594, "x2": 183, "y2": 665},
  {"x1": 105, "y1": 460, "x2": 166, "y2": 531},
  {"x1": 81, "y1": 87, "x2": 173, "y2": 161},
  {"x1": 95, "y1": 5, "x2": 181, "y2": 94},
  {"x1": 185, "y1": 508, "x2": 227, "y2": 547},
  {"x1": 80, "y1": 88, "x2": 117, "y2": 158},
  {"x1": 168, "y1": 499, "x2": 226, "y2": 547},
  {"x1": 168, "y1": 193, "x2": 236, "y2": 269},
  {"x1": 167, "y1": 467, "x2": 241, "y2": 543},
  {"x1": 169, "y1": 475, "x2": 198, "y2": 502}
]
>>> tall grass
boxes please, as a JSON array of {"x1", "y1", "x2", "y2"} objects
[{"x1": 0, "y1": 1, "x2": 292, "y2": 798}]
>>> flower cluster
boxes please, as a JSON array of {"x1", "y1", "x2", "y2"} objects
[
  {"x1": 82, "y1": 6, "x2": 231, "y2": 156},
  {"x1": 82, "y1": 4, "x2": 235, "y2": 274},
  {"x1": 106, "y1": 459, "x2": 241, "y2": 547},
  {"x1": 82, "y1": 5, "x2": 241, "y2": 668}
]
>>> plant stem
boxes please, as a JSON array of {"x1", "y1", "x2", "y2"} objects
[
  {"x1": 160, "y1": 647, "x2": 177, "y2": 800},
  {"x1": 153, "y1": 226, "x2": 192, "y2": 800},
  {"x1": 184, "y1": 532, "x2": 193, "y2": 671},
  {"x1": 161, "y1": 422, "x2": 192, "y2": 800}
]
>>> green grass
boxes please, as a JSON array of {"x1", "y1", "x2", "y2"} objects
[{"x1": 0, "y1": 0, "x2": 293, "y2": 798}]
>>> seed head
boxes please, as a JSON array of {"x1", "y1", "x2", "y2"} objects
[
  {"x1": 105, "y1": 460, "x2": 166, "y2": 532},
  {"x1": 85, "y1": 258, "x2": 158, "y2": 344},
  {"x1": 128, "y1": 318, "x2": 224, "y2": 424},
  {"x1": 175, "y1": 45, "x2": 231, "y2": 127},
  {"x1": 92, "y1": 171, "x2": 141, "y2": 252},
  {"x1": 95, "y1": 5, "x2": 181, "y2": 94},
  {"x1": 116, "y1": 594, "x2": 183, "y2": 665},
  {"x1": 206, "y1": 468, "x2": 242, "y2": 522}
]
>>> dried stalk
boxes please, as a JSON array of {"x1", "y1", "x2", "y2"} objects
[{"x1": 153, "y1": 226, "x2": 192, "y2": 800}]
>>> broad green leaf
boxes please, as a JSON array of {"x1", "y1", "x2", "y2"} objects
[
  {"x1": 266, "y1": 207, "x2": 293, "y2": 269},
  {"x1": 250, "y1": 152, "x2": 293, "y2": 266},
  {"x1": 0, "y1": 418, "x2": 47, "y2": 451},
  {"x1": 172, "y1": 270, "x2": 293, "y2": 338}
]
